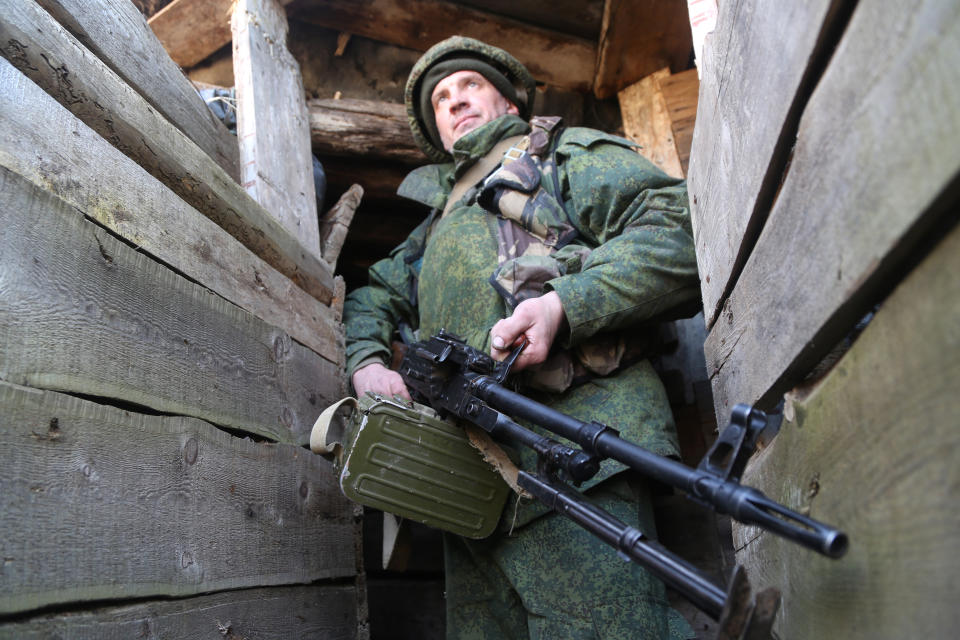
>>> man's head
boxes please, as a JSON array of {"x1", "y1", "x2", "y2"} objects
[
  {"x1": 429, "y1": 69, "x2": 520, "y2": 151},
  {"x1": 405, "y1": 37, "x2": 536, "y2": 163}
]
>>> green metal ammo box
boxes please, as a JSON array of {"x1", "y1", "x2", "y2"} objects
[{"x1": 311, "y1": 393, "x2": 510, "y2": 539}]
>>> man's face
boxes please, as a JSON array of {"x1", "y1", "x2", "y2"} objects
[{"x1": 431, "y1": 70, "x2": 519, "y2": 151}]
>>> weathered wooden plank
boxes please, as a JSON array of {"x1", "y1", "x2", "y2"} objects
[
  {"x1": 232, "y1": 0, "x2": 321, "y2": 261},
  {"x1": 658, "y1": 68, "x2": 699, "y2": 177},
  {"x1": 731, "y1": 220, "x2": 960, "y2": 639},
  {"x1": 0, "y1": 166, "x2": 338, "y2": 444},
  {"x1": 0, "y1": 382, "x2": 357, "y2": 615},
  {"x1": 455, "y1": 0, "x2": 604, "y2": 41},
  {"x1": 0, "y1": 1, "x2": 335, "y2": 307},
  {"x1": 704, "y1": 0, "x2": 960, "y2": 417},
  {"x1": 0, "y1": 584, "x2": 360, "y2": 639},
  {"x1": 289, "y1": 0, "x2": 596, "y2": 92},
  {"x1": 687, "y1": 0, "x2": 851, "y2": 326},
  {"x1": 35, "y1": 0, "x2": 240, "y2": 182},
  {"x1": 593, "y1": 0, "x2": 693, "y2": 99},
  {"x1": 321, "y1": 183, "x2": 363, "y2": 270},
  {"x1": 0, "y1": 57, "x2": 341, "y2": 366},
  {"x1": 618, "y1": 68, "x2": 684, "y2": 178},
  {"x1": 309, "y1": 97, "x2": 427, "y2": 164},
  {"x1": 149, "y1": 0, "x2": 293, "y2": 69}
]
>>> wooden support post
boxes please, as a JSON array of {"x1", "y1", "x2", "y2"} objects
[{"x1": 232, "y1": 0, "x2": 320, "y2": 260}]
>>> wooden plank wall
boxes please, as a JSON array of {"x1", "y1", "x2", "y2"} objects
[
  {"x1": 688, "y1": 0, "x2": 960, "y2": 636},
  {"x1": 0, "y1": 0, "x2": 361, "y2": 636}
]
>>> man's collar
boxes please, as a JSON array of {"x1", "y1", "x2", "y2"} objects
[{"x1": 450, "y1": 115, "x2": 530, "y2": 177}]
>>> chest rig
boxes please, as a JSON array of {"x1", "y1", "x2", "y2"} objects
[
  {"x1": 473, "y1": 117, "x2": 588, "y2": 311},
  {"x1": 464, "y1": 117, "x2": 637, "y2": 393}
]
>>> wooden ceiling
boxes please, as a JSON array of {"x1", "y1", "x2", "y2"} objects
[{"x1": 137, "y1": 0, "x2": 694, "y2": 290}]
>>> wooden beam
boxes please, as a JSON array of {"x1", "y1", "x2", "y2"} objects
[
  {"x1": 702, "y1": 0, "x2": 960, "y2": 419},
  {"x1": 0, "y1": 585, "x2": 361, "y2": 638},
  {"x1": 288, "y1": 0, "x2": 597, "y2": 92},
  {"x1": 593, "y1": 0, "x2": 693, "y2": 99},
  {"x1": 733, "y1": 221, "x2": 960, "y2": 639},
  {"x1": 0, "y1": 382, "x2": 356, "y2": 614},
  {"x1": 0, "y1": 57, "x2": 341, "y2": 366},
  {"x1": 309, "y1": 97, "x2": 427, "y2": 164},
  {"x1": 148, "y1": 0, "x2": 292, "y2": 69},
  {"x1": 686, "y1": 0, "x2": 851, "y2": 327},
  {"x1": 0, "y1": 3, "x2": 334, "y2": 306},
  {"x1": 232, "y1": 0, "x2": 321, "y2": 260},
  {"x1": 320, "y1": 183, "x2": 363, "y2": 270},
  {"x1": 37, "y1": 0, "x2": 240, "y2": 181},
  {"x1": 0, "y1": 165, "x2": 338, "y2": 444}
]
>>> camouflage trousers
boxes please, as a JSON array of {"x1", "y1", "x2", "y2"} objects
[{"x1": 443, "y1": 474, "x2": 694, "y2": 640}]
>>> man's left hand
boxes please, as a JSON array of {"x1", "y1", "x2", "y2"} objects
[{"x1": 490, "y1": 291, "x2": 567, "y2": 371}]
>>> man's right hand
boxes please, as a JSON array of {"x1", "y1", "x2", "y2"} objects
[{"x1": 351, "y1": 361, "x2": 411, "y2": 401}]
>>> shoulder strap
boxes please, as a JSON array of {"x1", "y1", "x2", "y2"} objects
[{"x1": 441, "y1": 135, "x2": 525, "y2": 218}]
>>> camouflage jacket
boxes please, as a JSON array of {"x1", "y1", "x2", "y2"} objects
[{"x1": 344, "y1": 114, "x2": 699, "y2": 498}]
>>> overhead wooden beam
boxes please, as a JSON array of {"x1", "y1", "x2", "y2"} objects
[
  {"x1": 150, "y1": 0, "x2": 596, "y2": 92},
  {"x1": 309, "y1": 98, "x2": 427, "y2": 164},
  {"x1": 593, "y1": 0, "x2": 693, "y2": 99},
  {"x1": 291, "y1": 0, "x2": 596, "y2": 92}
]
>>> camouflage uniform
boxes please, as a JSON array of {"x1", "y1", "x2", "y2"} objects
[{"x1": 345, "y1": 38, "x2": 699, "y2": 640}]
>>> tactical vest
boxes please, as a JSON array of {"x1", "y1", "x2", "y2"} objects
[{"x1": 404, "y1": 117, "x2": 652, "y2": 392}]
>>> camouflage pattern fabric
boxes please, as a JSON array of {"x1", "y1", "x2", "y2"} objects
[
  {"x1": 444, "y1": 474, "x2": 693, "y2": 639},
  {"x1": 343, "y1": 113, "x2": 699, "y2": 639}
]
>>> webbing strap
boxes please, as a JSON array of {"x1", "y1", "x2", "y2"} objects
[{"x1": 441, "y1": 135, "x2": 525, "y2": 218}]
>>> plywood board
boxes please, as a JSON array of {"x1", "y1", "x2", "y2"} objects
[
  {"x1": 0, "y1": 166, "x2": 338, "y2": 445},
  {"x1": 0, "y1": 57, "x2": 341, "y2": 365},
  {"x1": 232, "y1": 0, "x2": 321, "y2": 260},
  {"x1": 731, "y1": 220, "x2": 960, "y2": 639},
  {"x1": 0, "y1": 2, "x2": 335, "y2": 307},
  {"x1": 0, "y1": 382, "x2": 357, "y2": 615},
  {"x1": 36, "y1": 0, "x2": 240, "y2": 181},
  {"x1": 704, "y1": 0, "x2": 960, "y2": 418},
  {"x1": 687, "y1": 0, "x2": 850, "y2": 326},
  {"x1": 618, "y1": 68, "x2": 683, "y2": 178}
]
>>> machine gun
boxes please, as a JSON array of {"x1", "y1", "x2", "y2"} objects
[{"x1": 398, "y1": 330, "x2": 849, "y2": 637}]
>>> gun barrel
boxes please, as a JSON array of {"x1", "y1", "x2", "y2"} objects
[{"x1": 473, "y1": 377, "x2": 848, "y2": 558}]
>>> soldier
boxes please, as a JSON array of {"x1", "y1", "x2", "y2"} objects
[{"x1": 345, "y1": 36, "x2": 700, "y2": 639}]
